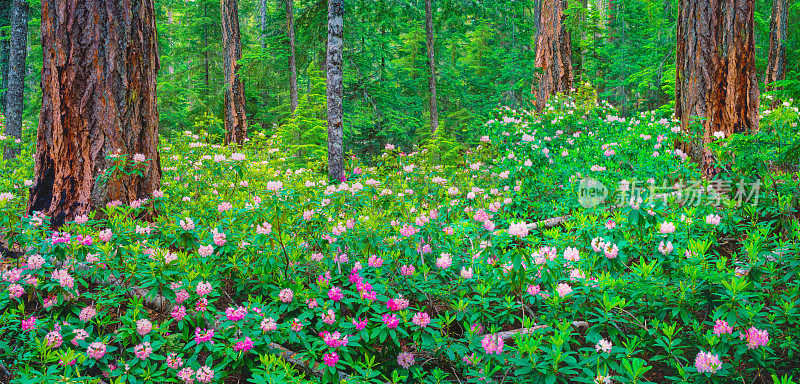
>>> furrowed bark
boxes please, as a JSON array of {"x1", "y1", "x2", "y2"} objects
[
  {"x1": 534, "y1": 0, "x2": 573, "y2": 111},
  {"x1": 29, "y1": 0, "x2": 162, "y2": 227},
  {"x1": 764, "y1": 0, "x2": 787, "y2": 100},
  {"x1": 287, "y1": 0, "x2": 299, "y2": 115},
  {"x1": 0, "y1": 0, "x2": 10, "y2": 114},
  {"x1": 425, "y1": 0, "x2": 439, "y2": 133},
  {"x1": 675, "y1": 0, "x2": 759, "y2": 178},
  {"x1": 3, "y1": 0, "x2": 28, "y2": 160},
  {"x1": 326, "y1": 0, "x2": 344, "y2": 183},
  {"x1": 221, "y1": 0, "x2": 248, "y2": 145}
]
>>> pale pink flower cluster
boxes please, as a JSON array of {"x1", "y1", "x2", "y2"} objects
[
  {"x1": 508, "y1": 222, "x2": 529, "y2": 238},
  {"x1": 256, "y1": 222, "x2": 272, "y2": 235},
  {"x1": 705, "y1": 214, "x2": 722, "y2": 226},
  {"x1": 556, "y1": 283, "x2": 573, "y2": 297},
  {"x1": 397, "y1": 351, "x2": 415, "y2": 368},
  {"x1": 196, "y1": 365, "x2": 214, "y2": 383},
  {"x1": 595, "y1": 338, "x2": 613, "y2": 353},
  {"x1": 26, "y1": 254, "x2": 45, "y2": 270},
  {"x1": 79, "y1": 306, "x2": 96, "y2": 321},
  {"x1": 460, "y1": 267, "x2": 474, "y2": 279},
  {"x1": 180, "y1": 218, "x2": 195, "y2": 231},
  {"x1": 713, "y1": 319, "x2": 733, "y2": 336},
  {"x1": 603, "y1": 243, "x2": 619, "y2": 259},
  {"x1": 261, "y1": 317, "x2": 278, "y2": 332},
  {"x1": 563, "y1": 247, "x2": 580, "y2": 262},
  {"x1": 167, "y1": 353, "x2": 184, "y2": 369},
  {"x1": 400, "y1": 265, "x2": 415, "y2": 276},
  {"x1": 745, "y1": 327, "x2": 769, "y2": 349},
  {"x1": 322, "y1": 309, "x2": 336, "y2": 325},
  {"x1": 279, "y1": 288, "x2": 294, "y2": 303},
  {"x1": 399, "y1": 223, "x2": 418, "y2": 237},
  {"x1": 412, "y1": 312, "x2": 431, "y2": 328},
  {"x1": 266, "y1": 181, "x2": 283, "y2": 191},
  {"x1": 527, "y1": 284, "x2": 541, "y2": 296},
  {"x1": 194, "y1": 328, "x2": 214, "y2": 343},
  {"x1": 694, "y1": 351, "x2": 722, "y2": 373},
  {"x1": 225, "y1": 306, "x2": 248, "y2": 322},
  {"x1": 435, "y1": 253, "x2": 452, "y2": 269},
  {"x1": 134, "y1": 342, "x2": 153, "y2": 359},
  {"x1": 87, "y1": 341, "x2": 107, "y2": 359},
  {"x1": 481, "y1": 334, "x2": 504, "y2": 355},
  {"x1": 198, "y1": 245, "x2": 213, "y2": 257},
  {"x1": 196, "y1": 281, "x2": 213, "y2": 296},
  {"x1": 51, "y1": 269, "x2": 74, "y2": 289},
  {"x1": 659, "y1": 222, "x2": 676, "y2": 234},
  {"x1": 98, "y1": 228, "x2": 113, "y2": 242},
  {"x1": 658, "y1": 240, "x2": 674, "y2": 255},
  {"x1": 387, "y1": 297, "x2": 410, "y2": 311}
]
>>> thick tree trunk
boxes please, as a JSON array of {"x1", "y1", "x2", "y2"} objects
[
  {"x1": 29, "y1": 0, "x2": 162, "y2": 227},
  {"x1": 287, "y1": 0, "x2": 299, "y2": 115},
  {"x1": 675, "y1": 0, "x2": 759, "y2": 178},
  {"x1": 327, "y1": 0, "x2": 344, "y2": 183},
  {"x1": 534, "y1": 0, "x2": 573, "y2": 111},
  {"x1": 425, "y1": 0, "x2": 439, "y2": 133},
  {"x1": 221, "y1": 0, "x2": 248, "y2": 145},
  {"x1": 0, "y1": 0, "x2": 9, "y2": 114},
  {"x1": 764, "y1": 0, "x2": 787, "y2": 94},
  {"x1": 3, "y1": 0, "x2": 28, "y2": 160}
]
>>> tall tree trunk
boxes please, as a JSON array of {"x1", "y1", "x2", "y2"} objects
[
  {"x1": 764, "y1": 0, "x2": 787, "y2": 96},
  {"x1": 534, "y1": 0, "x2": 573, "y2": 111},
  {"x1": 221, "y1": 0, "x2": 248, "y2": 145},
  {"x1": 260, "y1": 0, "x2": 268, "y2": 49},
  {"x1": 168, "y1": 8, "x2": 174, "y2": 75},
  {"x1": 327, "y1": 0, "x2": 344, "y2": 183},
  {"x1": 3, "y1": 0, "x2": 28, "y2": 160},
  {"x1": 29, "y1": 0, "x2": 162, "y2": 227},
  {"x1": 287, "y1": 0, "x2": 298, "y2": 115},
  {"x1": 675, "y1": 0, "x2": 759, "y2": 178},
  {"x1": 425, "y1": 0, "x2": 439, "y2": 133},
  {"x1": 0, "y1": 0, "x2": 10, "y2": 114}
]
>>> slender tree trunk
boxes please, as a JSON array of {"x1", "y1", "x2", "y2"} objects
[
  {"x1": 764, "y1": 0, "x2": 787, "y2": 97},
  {"x1": 0, "y1": 0, "x2": 10, "y2": 114},
  {"x1": 675, "y1": 0, "x2": 759, "y2": 178},
  {"x1": 168, "y1": 8, "x2": 174, "y2": 75},
  {"x1": 221, "y1": 0, "x2": 248, "y2": 145},
  {"x1": 3, "y1": 0, "x2": 28, "y2": 160},
  {"x1": 287, "y1": 0, "x2": 299, "y2": 115},
  {"x1": 29, "y1": 0, "x2": 162, "y2": 227},
  {"x1": 425, "y1": 0, "x2": 439, "y2": 133},
  {"x1": 260, "y1": 0, "x2": 268, "y2": 48},
  {"x1": 534, "y1": 0, "x2": 573, "y2": 111},
  {"x1": 327, "y1": 0, "x2": 344, "y2": 183}
]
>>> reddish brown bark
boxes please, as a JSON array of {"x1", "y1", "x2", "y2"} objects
[
  {"x1": 534, "y1": 0, "x2": 573, "y2": 111},
  {"x1": 765, "y1": 0, "x2": 787, "y2": 94},
  {"x1": 675, "y1": 0, "x2": 759, "y2": 177},
  {"x1": 29, "y1": 0, "x2": 162, "y2": 227},
  {"x1": 221, "y1": 0, "x2": 248, "y2": 145}
]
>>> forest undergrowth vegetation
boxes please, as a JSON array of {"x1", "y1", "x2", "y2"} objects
[{"x1": 0, "y1": 95, "x2": 799, "y2": 384}]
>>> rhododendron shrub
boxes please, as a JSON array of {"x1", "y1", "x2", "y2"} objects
[{"x1": 0, "y1": 100, "x2": 798, "y2": 383}]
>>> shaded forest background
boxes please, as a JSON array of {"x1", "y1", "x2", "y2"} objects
[{"x1": 1, "y1": 0, "x2": 798, "y2": 158}]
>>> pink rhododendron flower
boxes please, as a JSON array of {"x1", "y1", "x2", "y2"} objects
[
  {"x1": 382, "y1": 313, "x2": 399, "y2": 329},
  {"x1": 134, "y1": 342, "x2": 153, "y2": 359},
  {"x1": 87, "y1": 342, "x2": 106, "y2": 359},
  {"x1": 323, "y1": 352, "x2": 339, "y2": 367},
  {"x1": 233, "y1": 337, "x2": 253, "y2": 352},
  {"x1": 412, "y1": 312, "x2": 431, "y2": 328},
  {"x1": 595, "y1": 338, "x2": 613, "y2": 353},
  {"x1": 695, "y1": 351, "x2": 722, "y2": 373},
  {"x1": 713, "y1": 319, "x2": 733, "y2": 336},
  {"x1": 745, "y1": 327, "x2": 769, "y2": 349},
  {"x1": 481, "y1": 334, "x2": 504, "y2": 355},
  {"x1": 397, "y1": 352, "x2": 415, "y2": 368},
  {"x1": 279, "y1": 288, "x2": 294, "y2": 303},
  {"x1": 21, "y1": 316, "x2": 36, "y2": 332}
]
